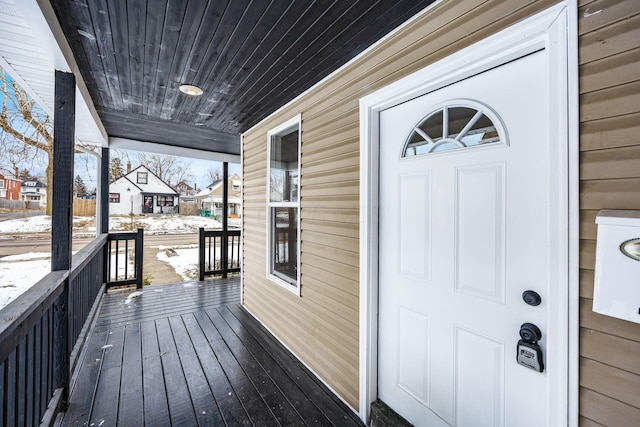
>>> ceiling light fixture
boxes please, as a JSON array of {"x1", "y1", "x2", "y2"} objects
[{"x1": 179, "y1": 84, "x2": 203, "y2": 96}]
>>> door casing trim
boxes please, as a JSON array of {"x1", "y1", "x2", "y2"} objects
[{"x1": 358, "y1": 2, "x2": 579, "y2": 424}]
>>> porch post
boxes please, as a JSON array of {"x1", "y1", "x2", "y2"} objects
[
  {"x1": 52, "y1": 70, "x2": 75, "y2": 409},
  {"x1": 100, "y1": 147, "x2": 109, "y2": 234},
  {"x1": 222, "y1": 162, "x2": 229, "y2": 278}
]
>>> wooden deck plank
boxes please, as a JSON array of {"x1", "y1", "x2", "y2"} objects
[
  {"x1": 62, "y1": 277, "x2": 362, "y2": 426},
  {"x1": 90, "y1": 326, "x2": 124, "y2": 426},
  {"x1": 63, "y1": 325, "x2": 110, "y2": 426},
  {"x1": 155, "y1": 317, "x2": 198, "y2": 426},
  {"x1": 167, "y1": 315, "x2": 225, "y2": 426},
  {"x1": 140, "y1": 320, "x2": 170, "y2": 426},
  {"x1": 96, "y1": 291, "x2": 241, "y2": 326},
  {"x1": 183, "y1": 312, "x2": 252, "y2": 426},
  {"x1": 118, "y1": 324, "x2": 144, "y2": 426},
  {"x1": 217, "y1": 306, "x2": 334, "y2": 425},
  {"x1": 227, "y1": 304, "x2": 364, "y2": 426},
  {"x1": 206, "y1": 308, "x2": 307, "y2": 425},
  {"x1": 97, "y1": 285, "x2": 239, "y2": 312},
  {"x1": 195, "y1": 309, "x2": 277, "y2": 425},
  {"x1": 96, "y1": 281, "x2": 240, "y2": 327}
]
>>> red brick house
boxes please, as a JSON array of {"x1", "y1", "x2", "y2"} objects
[{"x1": 0, "y1": 168, "x2": 21, "y2": 200}]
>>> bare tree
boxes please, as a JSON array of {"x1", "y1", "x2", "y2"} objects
[
  {"x1": 109, "y1": 156, "x2": 125, "y2": 182},
  {"x1": 0, "y1": 69, "x2": 54, "y2": 213},
  {"x1": 206, "y1": 167, "x2": 222, "y2": 185}
]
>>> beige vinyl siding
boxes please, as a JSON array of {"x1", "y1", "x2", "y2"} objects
[
  {"x1": 242, "y1": 0, "x2": 561, "y2": 410},
  {"x1": 578, "y1": 0, "x2": 640, "y2": 424}
]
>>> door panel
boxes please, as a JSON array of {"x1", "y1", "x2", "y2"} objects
[
  {"x1": 378, "y1": 51, "x2": 550, "y2": 426},
  {"x1": 398, "y1": 172, "x2": 432, "y2": 282},
  {"x1": 455, "y1": 163, "x2": 505, "y2": 302}
]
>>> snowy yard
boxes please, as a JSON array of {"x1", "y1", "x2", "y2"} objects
[
  {"x1": 0, "y1": 253, "x2": 52, "y2": 309},
  {"x1": 0, "y1": 245, "x2": 203, "y2": 310},
  {"x1": 156, "y1": 244, "x2": 200, "y2": 281},
  {"x1": 0, "y1": 214, "x2": 240, "y2": 235},
  {"x1": 0, "y1": 214, "x2": 241, "y2": 310}
]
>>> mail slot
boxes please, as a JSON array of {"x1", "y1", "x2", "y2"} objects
[{"x1": 593, "y1": 210, "x2": 640, "y2": 324}]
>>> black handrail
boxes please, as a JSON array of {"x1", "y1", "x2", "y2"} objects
[{"x1": 0, "y1": 234, "x2": 108, "y2": 427}]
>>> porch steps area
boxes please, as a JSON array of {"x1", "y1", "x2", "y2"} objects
[{"x1": 60, "y1": 277, "x2": 363, "y2": 426}]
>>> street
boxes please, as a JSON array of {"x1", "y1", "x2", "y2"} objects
[
  {"x1": 0, "y1": 209, "x2": 45, "y2": 222},
  {"x1": 0, "y1": 232, "x2": 199, "y2": 257}
]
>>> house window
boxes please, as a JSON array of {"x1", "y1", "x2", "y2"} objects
[
  {"x1": 403, "y1": 101, "x2": 505, "y2": 157},
  {"x1": 156, "y1": 196, "x2": 174, "y2": 207},
  {"x1": 109, "y1": 193, "x2": 120, "y2": 203},
  {"x1": 267, "y1": 115, "x2": 301, "y2": 292},
  {"x1": 137, "y1": 172, "x2": 148, "y2": 184},
  {"x1": 0, "y1": 181, "x2": 4, "y2": 188}
]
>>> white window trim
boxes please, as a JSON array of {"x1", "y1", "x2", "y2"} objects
[{"x1": 266, "y1": 114, "x2": 302, "y2": 295}]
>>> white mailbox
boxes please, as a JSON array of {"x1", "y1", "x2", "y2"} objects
[{"x1": 593, "y1": 210, "x2": 640, "y2": 324}]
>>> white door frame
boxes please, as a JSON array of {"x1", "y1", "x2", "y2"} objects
[{"x1": 358, "y1": 2, "x2": 579, "y2": 424}]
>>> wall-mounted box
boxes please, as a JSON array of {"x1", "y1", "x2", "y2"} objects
[{"x1": 593, "y1": 210, "x2": 640, "y2": 324}]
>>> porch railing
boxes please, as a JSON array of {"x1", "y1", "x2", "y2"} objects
[
  {"x1": 105, "y1": 229, "x2": 144, "y2": 289},
  {"x1": 0, "y1": 234, "x2": 107, "y2": 427},
  {"x1": 198, "y1": 227, "x2": 241, "y2": 280}
]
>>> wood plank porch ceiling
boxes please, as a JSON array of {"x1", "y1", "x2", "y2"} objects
[{"x1": 49, "y1": 0, "x2": 435, "y2": 155}]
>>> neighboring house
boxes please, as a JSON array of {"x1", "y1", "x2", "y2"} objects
[
  {"x1": 20, "y1": 179, "x2": 46, "y2": 207},
  {"x1": 0, "y1": 168, "x2": 21, "y2": 200},
  {"x1": 175, "y1": 180, "x2": 197, "y2": 202},
  {"x1": 109, "y1": 165, "x2": 178, "y2": 215},
  {"x1": 194, "y1": 174, "x2": 241, "y2": 218}
]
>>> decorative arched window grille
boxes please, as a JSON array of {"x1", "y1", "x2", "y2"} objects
[{"x1": 402, "y1": 100, "x2": 506, "y2": 157}]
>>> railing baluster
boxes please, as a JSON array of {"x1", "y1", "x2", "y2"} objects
[
  {"x1": 198, "y1": 228, "x2": 205, "y2": 281},
  {"x1": 208, "y1": 235, "x2": 213, "y2": 271},
  {"x1": 124, "y1": 239, "x2": 129, "y2": 280},
  {"x1": 115, "y1": 240, "x2": 119, "y2": 281},
  {"x1": 135, "y1": 229, "x2": 144, "y2": 289},
  {"x1": 197, "y1": 229, "x2": 241, "y2": 279}
]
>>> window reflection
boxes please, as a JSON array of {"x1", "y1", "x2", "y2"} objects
[
  {"x1": 404, "y1": 105, "x2": 502, "y2": 157},
  {"x1": 269, "y1": 129, "x2": 299, "y2": 203},
  {"x1": 271, "y1": 207, "x2": 298, "y2": 283}
]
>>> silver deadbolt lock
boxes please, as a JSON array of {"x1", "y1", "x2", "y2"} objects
[{"x1": 517, "y1": 323, "x2": 544, "y2": 372}]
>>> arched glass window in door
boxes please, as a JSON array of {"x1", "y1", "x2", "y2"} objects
[{"x1": 402, "y1": 100, "x2": 506, "y2": 157}]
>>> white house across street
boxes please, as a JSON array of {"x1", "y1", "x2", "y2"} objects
[{"x1": 109, "y1": 165, "x2": 178, "y2": 215}]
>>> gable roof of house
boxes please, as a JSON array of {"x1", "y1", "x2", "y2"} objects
[
  {"x1": 116, "y1": 165, "x2": 178, "y2": 195},
  {"x1": 21, "y1": 180, "x2": 46, "y2": 188},
  {"x1": 194, "y1": 174, "x2": 241, "y2": 199},
  {"x1": 110, "y1": 175, "x2": 143, "y2": 192},
  {"x1": 175, "y1": 181, "x2": 194, "y2": 191}
]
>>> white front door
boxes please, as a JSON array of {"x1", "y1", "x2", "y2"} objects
[{"x1": 378, "y1": 49, "x2": 563, "y2": 426}]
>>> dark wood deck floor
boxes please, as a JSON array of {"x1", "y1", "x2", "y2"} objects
[{"x1": 61, "y1": 277, "x2": 363, "y2": 426}]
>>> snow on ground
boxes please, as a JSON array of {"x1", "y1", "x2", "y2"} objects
[
  {"x1": 0, "y1": 215, "x2": 52, "y2": 233},
  {"x1": 0, "y1": 251, "x2": 86, "y2": 310},
  {"x1": 156, "y1": 245, "x2": 199, "y2": 281},
  {"x1": 1, "y1": 252, "x2": 51, "y2": 261},
  {"x1": 0, "y1": 254, "x2": 51, "y2": 310},
  {"x1": 0, "y1": 214, "x2": 241, "y2": 235}
]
